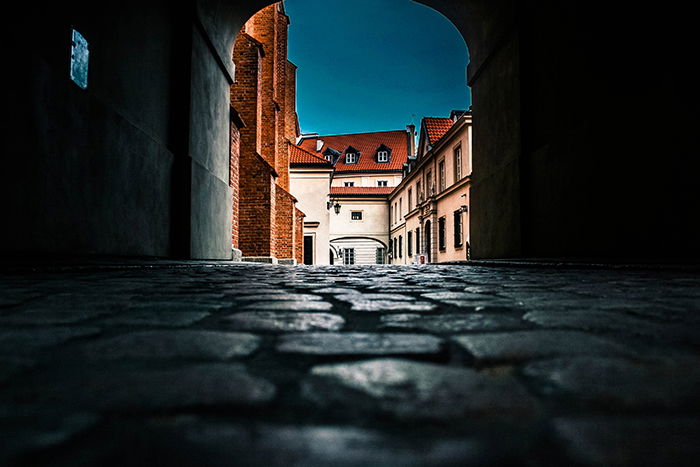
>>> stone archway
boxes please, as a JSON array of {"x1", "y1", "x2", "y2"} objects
[{"x1": 9, "y1": 1, "x2": 697, "y2": 261}]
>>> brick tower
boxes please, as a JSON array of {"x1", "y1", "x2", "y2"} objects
[{"x1": 231, "y1": 2, "x2": 304, "y2": 263}]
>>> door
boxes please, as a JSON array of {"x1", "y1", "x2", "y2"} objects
[
  {"x1": 424, "y1": 220, "x2": 431, "y2": 263},
  {"x1": 303, "y1": 235, "x2": 313, "y2": 265}
]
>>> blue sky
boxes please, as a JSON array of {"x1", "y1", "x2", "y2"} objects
[{"x1": 284, "y1": 0, "x2": 470, "y2": 135}]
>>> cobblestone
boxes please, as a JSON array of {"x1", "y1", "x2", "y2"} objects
[
  {"x1": 0, "y1": 262, "x2": 698, "y2": 466},
  {"x1": 81, "y1": 330, "x2": 260, "y2": 360},
  {"x1": 143, "y1": 417, "x2": 496, "y2": 467},
  {"x1": 453, "y1": 330, "x2": 636, "y2": 364},
  {"x1": 381, "y1": 313, "x2": 524, "y2": 333},
  {"x1": 302, "y1": 358, "x2": 537, "y2": 421},
  {"x1": 277, "y1": 333, "x2": 443, "y2": 356},
  {"x1": 223, "y1": 311, "x2": 345, "y2": 332},
  {"x1": 19, "y1": 363, "x2": 276, "y2": 411},
  {"x1": 553, "y1": 417, "x2": 700, "y2": 467},
  {"x1": 523, "y1": 357, "x2": 700, "y2": 410},
  {"x1": 242, "y1": 300, "x2": 333, "y2": 311}
]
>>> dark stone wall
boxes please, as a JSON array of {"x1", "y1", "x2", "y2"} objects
[
  {"x1": 423, "y1": 0, "x2": 699, "y2": 261},
  {"x1": 517, "y1": 0, "x2": 699, "y2": 260},
  {"x1": 2, "y1": 1, "x2": 179, "y2": 257},
  {"x1": 2, "y1": 0, "x2": 697, "y2": 261}
]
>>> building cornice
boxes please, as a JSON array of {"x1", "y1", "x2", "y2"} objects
[
  {"x1": 389, "y1": 116, "x2": 471, "y2": 198},
  {"x1": 435, "y1": 175, "x2": 472, "y2": 201},
  {"x1": 334, "y1": 169, "x2": 403, "y2": 175}
]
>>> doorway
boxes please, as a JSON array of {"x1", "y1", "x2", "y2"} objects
[
  {"x1": 303, "y1": 235, "x2": 313, "y2": 265},
  {"x1": 424, "y1": 220, "x2": 432, "y2": 263}
]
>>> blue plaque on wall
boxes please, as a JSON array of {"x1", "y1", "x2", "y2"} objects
[{"x1": 70, "y1": 29, "x2": 89, "y2": 89}]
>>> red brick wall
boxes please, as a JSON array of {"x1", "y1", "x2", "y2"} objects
[
  {"x1": 232, "y1": 2, "x2": 298, "y2": 260},
  {"x1": 285, "y1": 60, "x2": 298, "y2": 143},
  {"x1": 248, "y1": 5, "x2": 277, "y2": 171},
  {"x1": 231, "y1": 34, "x2": 261, "y2": 158},
  {"x1": 229, "y1": 115, "x2": 240, "y2": 248},
  {"x1": 294, "y1": 207, "x2": 305, "y2": 264},
  {"x1": 275, "y1": 186, "x2": 295, "y2": 259},
  {"x1": 238, "y1": 153, "x2": 276, "y2": 256},
  {"x1": 274, "y1": 8, "x2": 290, "y2": 190}
]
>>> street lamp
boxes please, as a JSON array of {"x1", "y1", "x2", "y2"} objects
[{"x1": 327, "y1": 197, "x2": 341, "y2": 215}]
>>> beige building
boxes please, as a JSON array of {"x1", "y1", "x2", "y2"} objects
[
  {"x1": 389, "y1": 110, "x2": 473, "y2": 264},
  {"x1": 299, "y1": 129, "x2": 413, "y2": 265},
  {"x1": 289, "y1": 144, "x2": 334, "y2": 264}
]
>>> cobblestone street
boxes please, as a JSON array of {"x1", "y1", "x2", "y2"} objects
[{"x1": 1, "y1": 262, "x2": 699, "y2": 466}]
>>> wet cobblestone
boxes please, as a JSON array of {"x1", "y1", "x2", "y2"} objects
[{"x1": 1, "y1": 262, "x2": 699, "y2": 466}]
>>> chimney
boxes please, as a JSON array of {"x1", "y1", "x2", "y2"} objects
[{"x1": 406, "y1": 124, "x2": 416, "y2": 158}]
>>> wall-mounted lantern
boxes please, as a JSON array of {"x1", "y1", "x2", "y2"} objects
[{"x1": 327, "y1": 197, "x2": 341, "y2": 215}]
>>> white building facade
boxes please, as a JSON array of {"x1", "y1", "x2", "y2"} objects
[{"x1": 298, "y1": 128, "x2": 414, "y2": 265}]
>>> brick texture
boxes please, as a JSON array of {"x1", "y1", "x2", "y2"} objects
[
  {"x1": 275, "y1": 186, "x2": 296, "y2": 260},
  {"x1": 229, "y1": 113, "x2": 241, "y2": 248},
  {"x1": 231, "y1": 2, "x2": 301, "y2": 260}
]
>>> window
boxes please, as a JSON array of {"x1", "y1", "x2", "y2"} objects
[
  {"x1": 376, "y1": 248, "x2": 385, "y2": 264},
  {"x1": 393, "y1": 238, "x2": 397, "y2": 259},
  {"x1": 438, "y1": 160, "x2": 446, "y2": 192},
  {"x1": 454, "y1": 210, "x2": 463, "y2": 247},
  {"x1": 438, "y1": 217, "x2": 446, "y2": 251},
  {"x1": 377, "y1": 180, "x2": 388, "y2": 187},
  {"x1": 343, "y1": 248, "x2": 355, "y2": 265},
  {"x1": 351, "y1": 211, "x2": 362, "y2": 220},
  {"x1": 454, "y1": 145, "x2": 462, "y2": 181},
  {"x1": 399, "y1": 235, "x2": 403, "y2": 258},
  {"x1": 394, "y1": 202, "x2": 398, "y2": 223},
  {"x1": 399, "y1": 198, "x2": 402, "y2": 219},
  {"x1": 408, "y1": 189, "x2": 413, "y2": 211},
  {"x1": 408, "y1": 231, "x2": 413, "y2": 256},
  {"x1": 390, "y1": 206, "x2": 393, "y2": 225},
  {"x1": 377, "y1": 150, "x2": 389, "y2": 162},
  {"x1": 325, "y1": 154, "x2": 333, "y2": 162},
  {"x1": 415, "y1": 227, "x2": 420, "y2": 253},
  {"x1": 416, "y1": 181, "x2": 422, "y2": 203},
  {"x1": 344, "y1": 181, "x2": 354, "y2": 187},
  {"x1": 427, "y1": 171, "x2": 433, "y2": 196},
  {"x1": 345, "y1": 153, "x2": 356, "y2": 164}
]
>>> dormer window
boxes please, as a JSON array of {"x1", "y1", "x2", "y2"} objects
[
  {"x1": 375, "y1": 144, "x2": 392, "y2": 163},
  {"x1": 323, "y1": 147, "x2": 340, "y2": 164},
  {"x1": 344, "y1": 146, "x2": 359, "y2": 164}
]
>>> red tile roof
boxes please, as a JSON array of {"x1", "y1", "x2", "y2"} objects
[
  {"x1": 289, "y1": 143, "x2": 333, "y2": 166},
  {"x1": 423, "y1": 117, "x2": 454, "y2": 146},
  {"x1": 330, "y1": 186, "x2": 394, "y2": 196},
  {"x1": 299, "y1": 130, "x2": 409, "y2": 173}
]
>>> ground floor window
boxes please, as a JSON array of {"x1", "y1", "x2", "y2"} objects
[
  {"x1": 438, "y1": 217, "x2": 446, "y2": 251},
  {"x1": 453, "y1": 210, "x2": 463, "y2": 247},
  {"x1": 399, "y1": 235, "x2": 403, "y2": 258},
  {"x1": 343, "y1": 248, "x2": 355, "y2": 265},
  {"x1": 408, "y1": 231, "x2": 413, "y2": 256},
  {"x1": 415, "y1": 228, "x2": 420, "y2": 253},
  {"x1": 376, "y1": 247, "x2": 385, "y2": 264}
]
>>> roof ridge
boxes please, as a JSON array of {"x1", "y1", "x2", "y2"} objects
[
  {"x1": 290, "y1": 142, "x2": 330, "y2": 164},
  {"x1": 315, "y1": 129, "x2": 407, "y2": 138}
]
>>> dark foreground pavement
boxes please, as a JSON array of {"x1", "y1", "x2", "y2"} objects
[{"x1": 1, "y1": 262, "x2": 699, "y2": 466}]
